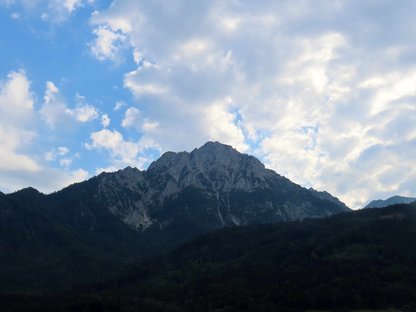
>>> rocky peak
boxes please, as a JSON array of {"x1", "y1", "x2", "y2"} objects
[
  {"x1": 148, "y1": 151, "x2": 190, "y2": 174},
  {"x1": 148, "y1": 142, "x2": 246, "y2": 173},
  {"x1": 117, "y1": 166, "x2": 143, "y2": 179},
  {"x1": 144, "y1": 141, "x2": 272, "y2": 193},
  {"x1": 192, "y1": 141, "x2": 236, "y2": 159},
  {"x1": 191, "y1": 141, "x2": 265, "y2": 172}
]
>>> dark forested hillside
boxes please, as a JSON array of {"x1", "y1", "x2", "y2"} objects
[
  {"x1": 0, "y1": 183, "x2": 147, "y2": 292},
  {"x1": 114, "y1": 203, "x2": 416, "y2": 311},
  {"x1": 2, "y1": 203, "x2": 416, "y2": 311}
]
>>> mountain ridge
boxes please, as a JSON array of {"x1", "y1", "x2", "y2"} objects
[
  {"x1": 0, "y1": 141, "x2": 350, "y2": 290},
  {"x1": 4, "y1": 141, "x2": 350, "y2": 234},
  {"x1": 4, "y1": 202, "x2": 416, "y2": 311},
  {"x1": 365, "y1": 195, "x2": 416, "y2": 209}
]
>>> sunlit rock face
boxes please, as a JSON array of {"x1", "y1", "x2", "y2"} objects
[{"x1": 97, "y1": 141, "x2": 350, "y2": 232}]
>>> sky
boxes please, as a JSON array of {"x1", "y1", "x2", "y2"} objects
[{"x1": 1, "y1": 0, "x2": 416, "y2": 209}]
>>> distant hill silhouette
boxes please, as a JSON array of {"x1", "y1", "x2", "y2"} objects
[{"x1": 365, "y1": 195, "x2": 415, "y2": 209}]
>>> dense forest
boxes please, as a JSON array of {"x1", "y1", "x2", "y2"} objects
[{"x1": 1, "y1": 203, "x2": 416, "y2": 311}]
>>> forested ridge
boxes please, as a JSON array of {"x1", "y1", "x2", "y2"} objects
[{"x1": 2, "y1": 203, "x2": 416, "y2": 311}]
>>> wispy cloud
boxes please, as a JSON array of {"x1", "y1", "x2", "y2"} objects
[{"x1": 0, "y1": 0, "x2": 91, "y2": 22}]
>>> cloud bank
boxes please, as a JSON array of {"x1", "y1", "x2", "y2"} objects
[{"x1": 88, "y1": 0, "x2": 416, "y2": 208}]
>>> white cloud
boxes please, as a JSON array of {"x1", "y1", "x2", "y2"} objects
[
  {"x1": 59, "y1": 158, "x2": 72, "y2": 167},
  {"x1": 71, "y1": 93, "x2": 99, "y2": 122},
  {"x1": 0, "y1": 0, "x2": 19, "y2": 7},
  {"x1": 121, "y1": 106, "x2": 160, "y2": 135},
  {"x1": 1, "y1": 0, "x2": 91, "y2": 22},
  {"x1": 40, "y1": 84, "x2": 99, "y2": 126},
  {"x1": 0, "y1": 70, "x2": 38, "y2": 173},
  {"x1": 0, "y1": 148, "x2": 39, "y2": 173},
  {"x1": 86, "y1": 128, "x2": 154, "y2": 169},
  {"x1": 90, "y1": 25, "x2": 128, "y2": 62},
  {"x1": 42, "y1": 0, "x2": 85, "y2": 18},
  {"x1": 40, "y1": 81, "x2": 71, "y2": 127},
  {"x1": 45, "y1": 146, "x2": 70, "y2": 162},
  {"x1": 200, "y1": 98, "x2": 248, "y2": 152},
  {"x1": 0, "y1": 70, "x2": 34, "y2": 112},
  {"x1": 101, "y1": 114, "x2": 110, "y2": 127},
  {"x1": 63, "y1": 0, "x2": 83, "y2": 13},
  {"x1": 86, "y1": 127, "x2": 162, "y2": 172},
  {"x1": 121, "y1": 106, "x2": 141, "y2": 128},
  {"x1": 44, "y1": 151, "x2": 54, "y2": 162},
  {"x1": 69, "y1": 168, "x2": 89, "y2": 182},
  {"x1": 142, "y1": 120, "x2": 159, "y2": 132},
  {"x1": 114, "y1": 101, "x2": 126, "y2": 111},
  {"x1": 89, "y1": 1, "x2": 416, "y2": 208},
  {"x1": 87, "y1": 129, "x2": 125, "y2": 151},
  {"x1": 57, "y1": 146, "x2": 69, "y2": 156},
  {"x1": 72, "y1": 104, "x2": 99, "y2": 122},
  {"x1": 0, "y1": 70, "x2": 89, "y2": 194},
  {"x1": 11, "y1": 12, "x2": 20, "y2": 19}
]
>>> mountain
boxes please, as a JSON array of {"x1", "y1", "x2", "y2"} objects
[
  {"x1": 0, "y1": 141, "x2": 349, "y2": 291},
  {"x1": 365, "y1": 195, "x2": 416, "y2": 209},
  {"x1": 3, "y1": 202, "x2": 416, "y2": 312},
  {"x1": 97, "y1": 141, "x2": 349, "y2": 231}
]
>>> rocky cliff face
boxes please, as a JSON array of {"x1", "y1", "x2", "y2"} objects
[{"x1": 96, "y1": 141, "x2": 350, "y2": 232}]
